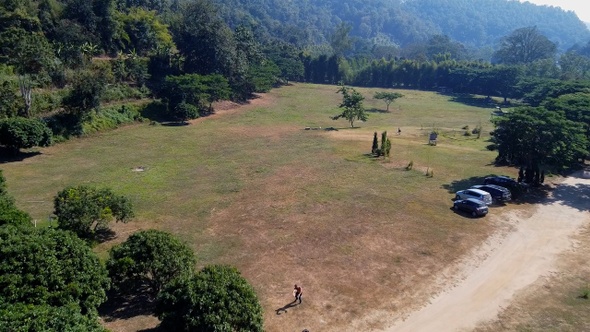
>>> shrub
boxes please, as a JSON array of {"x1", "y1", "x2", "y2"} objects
[{"x1": 0, "y1": 117, "x2": 53, "y2": 153}]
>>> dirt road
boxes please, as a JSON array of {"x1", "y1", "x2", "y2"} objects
[{"x1": 388, "y1": 172, "x2": 590, "y2": 332}]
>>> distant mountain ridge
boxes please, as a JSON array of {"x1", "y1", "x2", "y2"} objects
[{"x1": 212, "y1": 0, "x2": 590, "y2": 52}]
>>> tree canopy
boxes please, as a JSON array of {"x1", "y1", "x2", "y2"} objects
[
  {"x1": 374, "y1": 91, "x2": 403, "y2": 112},
  {"x1": 332, "y1": 85, "x2": 367, "y2": 127},
  {"x1": 156, "y1": 265, "x2": 264, "y2": 332},
  {"x1": 53, "y1": 185, "x2": 134, "y2": 238},
  {"x1": 492, "y1": 106, "x2": 588, "y2": 171},
  {"x1": 492, "y1": 26, "x2": 557, "y2": 65},
  {"x1": 0, "y1": 226, "x2": 110, "y2": 315},
  {"x1": 107, "y1": 229, "x2": 196, "y2": 298}
]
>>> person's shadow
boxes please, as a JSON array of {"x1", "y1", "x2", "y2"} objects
[{"x1": 275, "y1": 301, "x2": 300, "y2": 315}]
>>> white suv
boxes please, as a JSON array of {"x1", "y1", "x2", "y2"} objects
[{"x1": 455, "y1": 188, "x2": 492, "y2": 205}]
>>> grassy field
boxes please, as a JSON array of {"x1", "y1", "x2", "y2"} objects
[{"x1": 2, "y1": 83, "x2": 527, "y2": 331}]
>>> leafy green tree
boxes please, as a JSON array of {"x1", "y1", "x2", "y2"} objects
[
  {"x1": 156, "y1": 265, "x2": 263, "y2": 332},
  {"x1": 330, "y1": 22, "x2": 353, "y2": 56},
  {"x1": 62, "y1": 68, "x2": 110, "y2": 121},
  {"x1": 374, "y1": 91, "x2": 403, "y2": 112},
  {"x1": 115, "y1": 7, "x2": 174, "y2": 56},
  {"x1": 0, "y1": 81, "x2": 22, "y2": 119},
  {"x1": 54, "y1": 185, "x2": 134, "y2": 238},
  {"x1": 0, "y1": 117, "x2": 53, "y2": 153},
  {"x1": 332, "y1": 85, "x2": 367, "y2": 127},
  {"x1": 0, "y1": 226, "x2": 110, "y2": 315},
  {"x1": 492, "y1": 106, "x2": 588, "y2": 175},
  {"x1": 0, "y1": 303, "x2": 106, "y2": 332},
  {"x1": 107, "y1": 229, "x2": 196, "y2": 298},
  {"x1": 493, "y1": 26, "x2": 557, "y2": 65}
]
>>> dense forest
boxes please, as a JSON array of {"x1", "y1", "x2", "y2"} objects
[{"x1": 2, "y1": 0, "x2": 590, "y2": 329}]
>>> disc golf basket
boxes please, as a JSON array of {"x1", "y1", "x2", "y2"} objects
[{"x1": 428, "y1": 132, "x2": 438, "y2": 146}]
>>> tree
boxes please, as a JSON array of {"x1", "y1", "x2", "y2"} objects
[
  {"x1": 492, "y1": 107, "x2": 588, "y2": 181},
  {"x1": 0, "y1": 170, "x2": 32, "y2": 228},
  {"x1": 156, "y1": 265, "x2": 263, "y2": 332},
  {"x1": 0, "y1": 303, "x2": 106, "y2": 332},
  {"x1": 0, "y1": 80, "x2": 22, "y2": 119},
  {"x1": 0, "y1": 117, "x2": 53, "y2": 153},
  {"x1": 0, "y1": 226, "x2": 110, "y2": 315},
  {"x1": 54, "y1": 185, "x2": 134, "y2": 238},
  {"x1": 374, "y1": 91, "x2": 403, "y2": 112},
  {"x1": 332, "y1": 85, "x2": 367, "y2": 128},
  {"x1": 107, "y1": 229, "x2": 196, "y2": 298},
  {"x1": 492, "y1": 26, "x2": 557, "y2": 65},
  {"x1": 371, "y1": 132, "x2": 379, "y2": 155},
  {"x1": 62, "y1": 68, "x2": 110, "y2": 122}
]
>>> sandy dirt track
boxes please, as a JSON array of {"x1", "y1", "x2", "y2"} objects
[{"x1": 387, "y1": 172, "x2": 590, "y2": 332}]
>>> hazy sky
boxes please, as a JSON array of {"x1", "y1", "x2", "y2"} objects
[{"x1": 520, "y1": 0, "x2": 590, "y2": 22}]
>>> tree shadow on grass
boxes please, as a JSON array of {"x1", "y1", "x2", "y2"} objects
[
  {"x1": 160, "y1": 121, "x2": 190, "y2": 127},
  {"x1": 94, "y1": 228, "x2": 118, "y2": 243},
  {"x1": 0, "y1": 149, "x2": 41, "y2": 163},
  {"x1": 275, "y1": 301, "x2": 300, "y2": 315},
  {"x1": 366, "y1": 107, "x2": 389, "y2": 114},
  {"x1": 99, "y1": 284, "x2": 155, "y2": 322},
  {"x1": 446, "y1": 93, "x2": 510, "y2": 109}
]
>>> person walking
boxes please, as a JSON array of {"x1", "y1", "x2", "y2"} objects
[{"x1": 293, "y1": 284, "x2": 303, "y2": 304}]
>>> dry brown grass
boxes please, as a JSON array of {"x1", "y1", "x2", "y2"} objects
[{"x1": 2, "y1": 84, "x2": 520, "y2": 331}]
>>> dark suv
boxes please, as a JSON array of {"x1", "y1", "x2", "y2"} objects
[
  {"x1": 483, "y1": 176, "x2": 518, "y2": 187},
  {"x1": 471, "y1": 184, "x2": 511, "y2": 203},
  {"x1": 453, "y1": 198, "x2": 488, "y2": 217}
]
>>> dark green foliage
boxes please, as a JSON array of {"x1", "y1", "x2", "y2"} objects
[
  {"x1": 156, "y1": 265, "x2": 264, "y2": 332},
  {"x1": 492, "y1": 107, "x2": 588, "y2": 171},
  {"x1": 332, "y1": 85, "x2": 366, "y2": 128},
  {"x1": 107, "y1": 229, "x2": 196, "y2": 298},
  {"x1": 374, "y1": 91, "x2": 403, "y2": 112},
  {"x1": 0, "y1": 170, "x2": 32, "y2": 228},
  {"x1": 62, "y1": 68, "x2": 110, "y2": 120},
  {"x1": 0, "y1": 226, "x2": 110, "y2": 315},
  {"x1": 0, "y1": 303, "x2": 106, "y2": 332},
  {"x1": 0, "y1": 81, "x2": 23, "y2": 119},
  {"x1": 492, "y1": 27, "x2": 557, "y2": 65},
  {"x1": 161, "y1": 73, "x2": 231, "y2": 121},
  {"x1": 0, "y1": 117, "x2": 53, "y2": 152},
  {"x1": 371, "y1": 131, "x2": 378, "y2": 155},
  {"x1": 54, "y1": 185, "x2": 134, "y2": 238},
  {"x1": 247, "y1": 61, "x2": 281, "y2": 93}
]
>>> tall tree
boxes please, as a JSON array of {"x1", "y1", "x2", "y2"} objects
[{"x1": 492, "y1": 26, "x2": 557, "y2": 65}]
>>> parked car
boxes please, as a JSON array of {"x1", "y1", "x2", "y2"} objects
[
  {"x1": 455, "y1": 188, "x2": 492, "y2": 205},
  {"x1": 453, "y1": 198, "x2": 489, "y2": 217},
  {"x1": 471, "y1": 184, "x2": 511, "y2": 203},
  {"x1": 483, "y1": 176, "x2": 518, "y2": 187},
  {"x1": 483, "y1": 175, "x2": 527, "y2": 198}
]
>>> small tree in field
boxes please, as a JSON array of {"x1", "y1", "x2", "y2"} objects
[
  {"x1": 332, "y1": 85, "x2": 367, "y2": 127},
  {"x1": 54, "y1": 185, "x2": 134, "y2": 239},
  {"x1": 156, "y1": 265, "x2": 263, "y2": 332},
  {"x1": 374, "y1": 91, "x2": 403, "y2": 112},
  {"x1": 107, "y1": 229, "x2": 196, "y2": 299}
]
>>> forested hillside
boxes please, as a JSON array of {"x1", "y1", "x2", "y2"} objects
[{"x1": 212, "y1": 0, "x2": 590, "y2": 54}]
